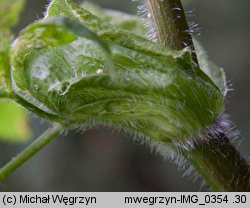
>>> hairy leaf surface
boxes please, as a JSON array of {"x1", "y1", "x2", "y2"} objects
[{"x1": 11, "y1": 0, "x2": 224, "y2": 143}]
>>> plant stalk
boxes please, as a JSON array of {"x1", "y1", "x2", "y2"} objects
[
  {"x1": 180, "y1": 133, "x2": 250, "y2": 191},
  {"x1": 146, "y1": 0, "x2": 250, "y2": 191},
  {"x1": 0, "y1": 124, "x2": 62, "y2": 181},
  {"x1": 146, "y1": 0, "x2": 198, "y2": 63}
]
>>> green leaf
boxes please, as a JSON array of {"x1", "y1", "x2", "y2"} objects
[
  {"x1": 12, "y1": 16, "x2": 111, "y2": 66},
  {"x1": 46, "y1": 0, "x2": 184, "y2": 57},
  {"x1": 195, "y1": 40, "x2": 227, "y2": 96},
  {"x1": 0, "y1": 0, "x2": 25, "y2": 29},
  {"x1": 46, "y1": 0, "x2": 217, "y2": 87},
  {"x1": 0, "y1": 99, "x2": 31, "y2": 142},
  {"x1": 11, "y1": 0, "x2": 224, "y2": 144},
  {"x1": 80, "y1": 1, "x2": 147, "y2": 36}
]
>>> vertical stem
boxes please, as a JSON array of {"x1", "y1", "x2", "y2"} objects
[
  {"x1": 146, "y1": 0, "x2": 198, "y2": 63},
  {"x1": 0, "y1": 124, "x2": 62, "y2": 181},
  {"x1": 146, "y1": 0, "x2": 250, "y2": 191}
]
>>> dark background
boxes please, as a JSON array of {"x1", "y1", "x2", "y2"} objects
[{"x1": 0, "y1": 0, "x2": 250, "y2": 191}]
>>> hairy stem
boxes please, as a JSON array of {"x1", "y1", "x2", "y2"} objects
[
  {"x1": 146, "y1": 0, "x2": 197, "y2": 63},
  {"x1": 180, "y1": 133, "x2": 250, "y2": 191},
  {"x1": 0, "y1": 124, "x2": 62, "y2": 181},
  {"x1": 146, "y1": 0, "x2": 250, "y2": 191}
]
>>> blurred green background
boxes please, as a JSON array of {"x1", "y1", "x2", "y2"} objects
[{"x1": 0, "y1": 0, "x2": 250, "y2": 191}]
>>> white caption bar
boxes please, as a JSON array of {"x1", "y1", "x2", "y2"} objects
[{"x1": 0, "y1": 192, "x2": 249, "y2": 208}]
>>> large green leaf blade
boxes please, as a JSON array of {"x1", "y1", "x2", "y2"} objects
[
  {"x1": 10, "y1": 0, "x2": 224, "y2": 143},
  {"x1": 46, "y1": 0, "x2": 219, "y2": 88}
]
